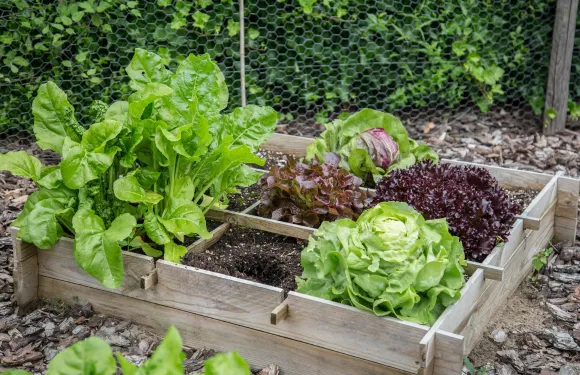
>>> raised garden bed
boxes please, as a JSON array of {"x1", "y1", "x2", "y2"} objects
[{"x1": 11, "y1": 133, "x2": 580, "y2": 375}]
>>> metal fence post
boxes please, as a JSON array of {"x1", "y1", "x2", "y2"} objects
[{"x1": 543, "y1": 0, "x2": 579, "y2": 134}]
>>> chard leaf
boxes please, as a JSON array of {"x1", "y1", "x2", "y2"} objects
[
  {"x1": 133, "y1": 236, "x2": 163, "y2": 258},
  {"x1": 72, "y1": 210, "x2": 136, "y2": 288},
  {"x1": 128, "y1": 167, "x2": 160, "y2": 189},
  {"x1": 144, "y1": 209, "x2": 171, "y2": 245},
  {"x1": 126, "y1": 48, "x2": 172, "y2": 90},
  {"x1": 173, "y1": 117, "x2": 212, "y2": 161},
  {"x1": 81, "y1": 120, "x2": 123, "y2": 152},
  {"x1": 164, "y1": 241, "x2": 188, "y2": 263},
  {"x1": 2, "y1": 371, "x2": 32, "y2": 375},
  {"x1": 61, "y1": 137, "x2": 119, "y2": 189},
  {"x1": 104, "y1": 101, "x2": 130, "y2": 124},
  {"x1": 114, "y1": 175, "x2": 163, "y2": 204},
  {"x1": 218, "y1": 105, "x2": 277, "y2": 152},
  {"x1": 15, "y1": 188, "x2": 75, "y2": 249},
  {"x1": 38, "y1": 166, "x2": 63, "y2": 189},
  {"x1": 170, "y1": 54, "x2": 228, "y2": 124},
  {"x1": 159, "y1": 202, "x2": 210, "y2": 242},
  {"x1": 117, "y1": 354, "x2": 139, "y2": 375},
  {"x1": 119, "y1": 126, "x2": 144, "y2": 168},
  {"x1": 46, "y1": 336, "x2": 115, "y2": 375},
  {"x1": 128, "y1": 82, "x2": 173, "y2": 119},
  {"x1": 32, "y1": 82, "x2": 81, "y2": 153},
  {"x1": 0, "y1": 151, "x2": 42, "y2": 182}
]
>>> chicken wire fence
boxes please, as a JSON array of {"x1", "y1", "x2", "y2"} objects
[{"x1": 0, "y1": 0, "x2": 576, "y2": 151}]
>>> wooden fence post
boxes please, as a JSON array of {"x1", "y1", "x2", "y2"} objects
[
  {"x1": 543, "y1": 0, "x2": 579, "y2": 134},
  {"x1": 239, "y1": 0, "x2": 246, "y2": 107}
]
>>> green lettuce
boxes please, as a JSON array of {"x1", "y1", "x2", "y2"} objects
[
  {"x1": 305, "y1": 109, "x2": 438, "y2": 183},
  {"x1": 297, "y1": 201, "x2": 466, "y2": 325},
  {"x1": 0, "y1": 48, "x2": 276, "y2": 289}
]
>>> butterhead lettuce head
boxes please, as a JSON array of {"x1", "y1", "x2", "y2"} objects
[{"x1": 297, "y1": 201, "x2": 466, "y2": 325}]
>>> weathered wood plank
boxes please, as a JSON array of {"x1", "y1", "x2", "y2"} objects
[
  {"x1": 35, "y1": 236, "x2": 155, "y2": 298},
  {"x1": 141, "y1": 269, "x2": 158, "y2": 290},
  {"x1": 13, "y1": 254, "x2": 38, "y2": 315},
  {"x1": 39, "y1": 276, "x2": 409, "y2": 375},
  {"x1": 152, "y1": 260, "x2": 284, "y2": 329},
  {"x1": 206, "y1": 208, "x2": 314, "y2": 240},
  {"x1": 554, "y1": 175, "x2": 580, "y2": 241},
  {"x1": 543, "y1": 0, "x2": 579, "y2": 134},
  {"x1": 10, "y1": 227, "x2": 38, "y2": 262},
  {"x1": 459, "y1": 210, "x2": 555, "y2": 353},
  {"x1": 432, "y1": 331, "x2": 465, "y2": 375},
  {"x1": 275, "y1": 291, "x2": 429, "y2": 372},
  {"x1": 187, "y1": 223, "x2": 230, "y2": 253}
]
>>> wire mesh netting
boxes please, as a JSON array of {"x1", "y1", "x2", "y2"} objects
[{"x1": 0, "y1": 0, "x2": 575, "y2": 151}]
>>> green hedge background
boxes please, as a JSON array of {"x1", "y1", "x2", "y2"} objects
[{"x1": 0, "y1": 0, "x2": 578, "y2": 136}]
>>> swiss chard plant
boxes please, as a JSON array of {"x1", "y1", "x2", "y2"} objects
[
  {"x1": 0, "y1": 48, "x2": 277, "y2": 288},
  {"x1": 305, "y1": 109, "x2": 438, "y2": 184},
  {"x1": 2, "y1": 326, "x2": 252, "y2": 375}
]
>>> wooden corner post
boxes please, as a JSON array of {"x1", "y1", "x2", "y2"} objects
[
  {"x1": 9, "y1": 227, "x2": 39, "y2": 314},
  {"x1": 543, "y1": 0, "x2": 579, "y2": 134}
]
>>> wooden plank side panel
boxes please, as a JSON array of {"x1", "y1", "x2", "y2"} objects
[
  {"x1": 36, "y1": 237, "x2": 155, "y2": 298},
  {"x1": 554, "y1": 175, "x2": 580, "y2": 241},
  {"x1": 10, "y1": 227, "x2": 38, "y2": 262},
  {"x1": 278, "y1": 292, "x2": 429, "y2": 372},
  {"x1": 432, "y1": 331, "x2": 464, "y2": 375},
  {"x1": 39, "y1": 277, "x2": 410, "y2": 375},
  {"x1": 153, "y1": 261, "x2": 284, "y2": 330},
  {"x1": 459, "y1": 211, "x2": 555, "y2": 353},
  {"x1": 13, "y1": 254, "x2": 39, "y2": 314}
]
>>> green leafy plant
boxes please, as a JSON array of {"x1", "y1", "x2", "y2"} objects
[
  {"x1": 257, "y1": 153, "x2": 369, "y2": 227},
  {"x1": 0, "y1": 48, "x2": 276, "y2": 288},
  {"x1": 297, "y1": 201, "x2": 466, "y2": 325},
  {"x1": 532, "y1": 248, "x2": 553, "y2": 272},
  {"x1": 305, "y1": 109, "x2": 438, "y2": 183},
  {"x1": 463, "y1": 356, "x2": 489, "y2": 375},
  {"x1": 1, "y1": 326, "x2": 252, "y2": 375}
]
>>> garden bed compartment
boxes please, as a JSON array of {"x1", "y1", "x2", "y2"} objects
[{"x1": 12, "y1": 133, "x2": 580, "y2": 375}]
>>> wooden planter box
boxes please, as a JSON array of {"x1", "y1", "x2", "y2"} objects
[{"x1": 12, "y1": 133, "x2": 580, "y2": 375}]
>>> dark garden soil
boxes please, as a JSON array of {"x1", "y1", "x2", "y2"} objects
[
  {"x1": 183, "y1": 227, "x2": 304, "y2": 293},
  {"x1": 505, "y1": 189, "x2": 539, "y2": 214},
  {"x1": 225, "y1": 184, "x2": 261, "y2": 212}
]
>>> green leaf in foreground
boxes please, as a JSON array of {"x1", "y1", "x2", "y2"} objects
[
  {"x1": 32, "y1": 82, "x2": 82, "y2": 154},
  {"x1": 46, "y1": 336, "x2": 115, "y2": 375},
  {"x1": 73, "y1": 211, "x2": 136, "y2": 288},
  {"x1": 202, "y1": 352, "x2": 252, "y2": 375},
  {"x1": 114, "y1": 175, "x2": 163, "y2": 204},
  {"x1": 0, "y1": 151, "x2": 42, "y2": 181}
]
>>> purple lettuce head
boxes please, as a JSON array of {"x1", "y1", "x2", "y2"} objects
[{"x1": 357, "y1": 128, "x2": 399, "y2": 168}]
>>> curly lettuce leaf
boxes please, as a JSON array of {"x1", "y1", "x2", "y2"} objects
[{"x1": 297, "y1": 202, "x2": 465, "y2": 325}]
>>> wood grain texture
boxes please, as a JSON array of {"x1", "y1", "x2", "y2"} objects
[
  {"x1": 206, "y1": 208, "x2": 314, "y2": 240},
  {"x1": 10, "y1": 227, "x2": 38, "y2": 262},
  {"x1": 13, "y1": 254, "x2": 38, "y2": 314},
  {"x1": 277, "y1": 292, "x2": 429, "y2": 372},
  {"x1": 39, "y1": 276, "x2": 409, "y2": 375},
  {"x1": 152, "y1": 260, "x2": 284, "y2": 329},
  {"x1": 186, "y1": 223, "x2": 230, "y2": 253},
  {"x1": 459, "y1": 208, "x2": 555, "y2": 353},
  {"x1": 35, "y1": 236, "x2": 155, "y2": 298},
  {"x1": 543, "y1": 0, "x2": 579, "y2": 134},
  {"x1": 554, "y1": 175, "x2": 580, "y2": 241},
  {"x1": 271, "y1": 300, "x2": 289, "y2": 325}
]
